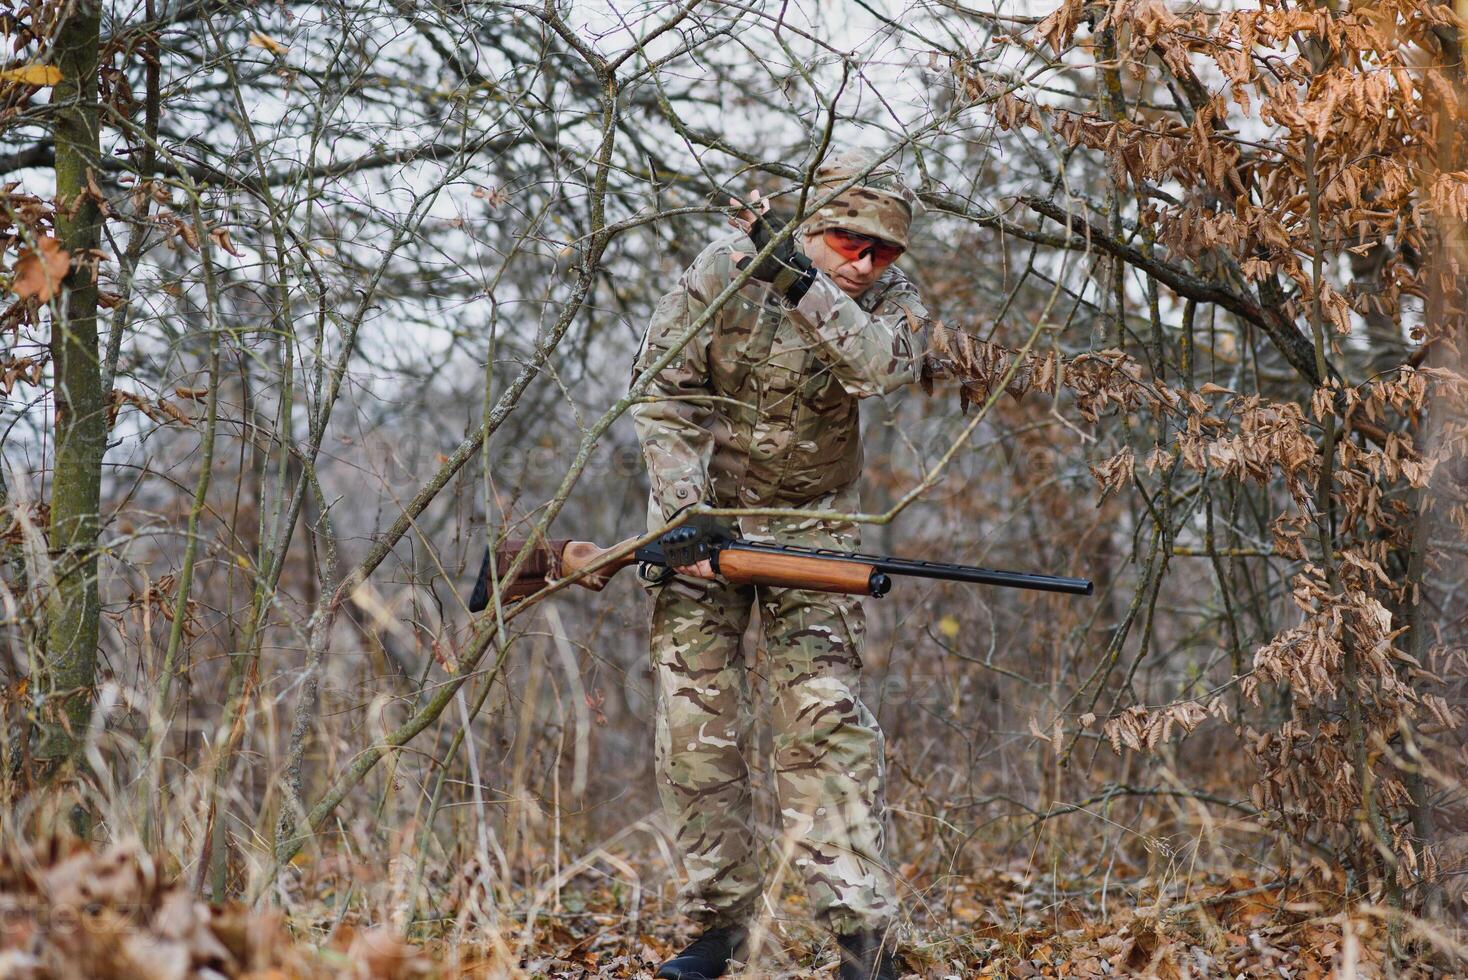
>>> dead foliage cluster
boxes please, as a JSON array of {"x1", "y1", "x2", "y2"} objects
[
  {"x1": 929, "y1": 0, "x2": 1468, "y2": 916},
  {"x1": 0, "y1": 837, "x2": 433, "y2": 980}
]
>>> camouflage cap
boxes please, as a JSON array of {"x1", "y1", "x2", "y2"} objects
[{"x1": 803, "y1": 149, "x2": 919, "y2": 249}]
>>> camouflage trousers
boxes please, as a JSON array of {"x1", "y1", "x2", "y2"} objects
[{"x1": 647, "y1": 508, "x2": 896, "y2": 934}]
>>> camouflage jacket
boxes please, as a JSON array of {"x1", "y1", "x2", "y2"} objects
[{"x1": 630, "y1": 234, "x2": 931, "y2": 530}]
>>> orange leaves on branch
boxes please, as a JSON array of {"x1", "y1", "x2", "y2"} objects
[
  {"x1": 927, "y1": 325, "x2": 1157, "y2": 423},
  {"x1": 429, "y1": 635, "x2": 459, "y2": 673},
  {"x1": 1424, "y1": 171, "x2": 1468, "y2": 221},
  {"x1": 1033, "y1": 0, "x2": 1084, "y2": 55},
  {"x1": 927, "y1": 321, "x2": 1042, "y2": 410},
  {"x1": 1176, "y1": 399, "x2": 1318, "y2": 503},
  {"x1": 1270, "y1": 513, "x2": 1308, "y2": 560},
  {"x1": 0, "y1": 64, "x2": 62, "y2": 86},
  {"x1": 1316, "y1": 283, "x2": 1353, "y2": 336},
  {"x1": 988, "y1": 0, "x2": 1466, "y2": 894},
  {"x1": 157, "y1": 398, "x2": 192, "y2": 426},
  {"x1": 1089, "y1": 447, "x2": 1135, "y2": 500},
  {"x1": 108, "y1": 389, "x2": 159, "y2": 428},
  {"x1": 209, "y1": 226, "x2": 243, "y2": 256},
  {"x1": 83, "y1": 170, "x2": 112, "y2": 218},
  {"x1": 247, "y1": 31, "x2": 289, "y2": 55},
  {"x1": 163, "y1": 215, "x2": 199, "y2": 252},
  {"x1": 1102, "y1": 700, "x2": 1217, "y2": 754},
  {"x1": 108, "y1": 389, "x2": 194, "y2": 429},
  {"x1": 1142, "y1": 444, "x2": 1175, "y2": 474},
  {"x1": 1239, "y1": 256, "x2": 1274, "y2": 282},
  {"x1": 128, "y1": 574, "x2": 203, "y2": 636},
  {"x1": 1242, "y1": 565, "x2": 1415, "y2": 710},
  {"x1": 1127, "y1": 2, "x2": 1191, "y2": 79},
  {"x1": 0, "y1": 355, "x2": 44, "y2": 395},
  {"x1": 999, "y1": 0, "x2": 1432, "y2": 326},
  {"x1": 9, "y1": 236, "x2": 70, "y2": 302}
]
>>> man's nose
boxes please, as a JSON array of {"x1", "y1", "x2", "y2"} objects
[{"x1": 851, "y1": 252, "x2": 874, "y2": 275}]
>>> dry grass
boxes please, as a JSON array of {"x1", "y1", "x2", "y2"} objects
[{"x1": 2, "y1": 804, "x2": 1460, "y2": 979}]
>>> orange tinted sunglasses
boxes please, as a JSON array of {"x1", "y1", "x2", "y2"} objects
[{"x1": 823, "y1": 228, "x2": 904, "y2": 267}]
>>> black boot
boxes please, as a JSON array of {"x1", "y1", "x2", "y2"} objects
[
  {"x1": 836, "y1": 928, "x2": 898, "y2": 980},
  {"x1": 655, "y1": 924, "x2": 747, "y2": 979}
]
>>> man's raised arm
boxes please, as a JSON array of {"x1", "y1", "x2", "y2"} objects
[{"x1": 784, "y1": 272, "x2": 932, "y2": 398}]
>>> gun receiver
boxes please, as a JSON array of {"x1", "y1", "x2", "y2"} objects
[{"x1": 468, "y1": 517, "x2": 1092, "y2": 612}]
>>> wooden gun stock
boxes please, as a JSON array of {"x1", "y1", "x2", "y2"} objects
[
  {"x1": 469, "y1": 538, "x2": 641, "y2": 612},
  {"x1": 560, "y1": 540, "x2": 640, "y2": 587}
]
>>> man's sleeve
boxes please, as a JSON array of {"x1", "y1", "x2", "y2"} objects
[
  {"x1": 784, "y1": 272, "x2": 932, "y2": 398},
  {"x1": 629, "y1": 259, "x2": 717, "y2": 521}
]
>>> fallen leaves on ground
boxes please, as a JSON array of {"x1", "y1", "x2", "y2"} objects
[
  {"x1": 0, "y1": 838, "x2": 1454, "y2": 978},
  {"x1": 0, "y1": 838, "x2": 430, "y2": 979}
]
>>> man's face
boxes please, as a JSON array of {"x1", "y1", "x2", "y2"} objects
[{"x1": 801, "y1": 227, "x2": 904, "y2": 298}]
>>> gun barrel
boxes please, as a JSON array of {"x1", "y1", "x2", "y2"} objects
[
  {"x1": 722, "y1": 541, "x2": 1093, "y2": 596},
  {"x1": 873, "y1": 556, "x2": 1092, "y2": 595}
]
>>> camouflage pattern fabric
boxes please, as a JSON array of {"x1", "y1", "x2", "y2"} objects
[
  {"x1": 630, "y1": 234, "x2": 931, "y2": 530},
  {"x1": 802, "y1": 149, "x2": 920, "y2": 248},
  {"x1": 630, "y1": 196, "x2": 930, "y2": 933},
  {"x1": 649, "y1": 486, "x2": 895, "y2": 933}
]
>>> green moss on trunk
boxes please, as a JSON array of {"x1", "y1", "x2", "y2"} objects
[{"x1": 40, "y1": 0, "x2": 104, "y2": 760}]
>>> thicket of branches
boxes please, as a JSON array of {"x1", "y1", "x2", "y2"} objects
[{"x1": 0, "y1": 0, "x2": 1465, "y2": 973}]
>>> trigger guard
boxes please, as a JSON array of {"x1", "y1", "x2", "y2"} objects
[{"x1": 639, "y1": 561, "x2": 674, "y2": 587}]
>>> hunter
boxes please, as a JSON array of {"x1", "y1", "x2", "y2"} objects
[{"x1": 630, "y1": 149, "x2": 928, "y2": 980}]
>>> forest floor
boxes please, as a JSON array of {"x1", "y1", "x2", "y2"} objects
[{"x1": 1, "y1": 834, "x2": 1460, "y2": 979}]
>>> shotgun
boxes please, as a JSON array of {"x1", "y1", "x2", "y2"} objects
[{"x1": 468, "y1": 516, "x2": 1092, "y2": 612}]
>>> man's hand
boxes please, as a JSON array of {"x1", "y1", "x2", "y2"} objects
[
  {"x1": 726, "y1": 187, "x2": 776, "y2": 257},
  {"x1": 673, "y1": 559, "x2": 716, "y2": 580},
  {"x1": 727, "y1": 191, "x2": 816, "y2": 302},
  {"x1": 726, "y1": 188, "x2": 768, "y2": 243}
]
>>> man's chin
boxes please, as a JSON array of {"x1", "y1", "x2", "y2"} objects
[{"x1": 834, "y1": 275, "x2": 871, "y2": 296}]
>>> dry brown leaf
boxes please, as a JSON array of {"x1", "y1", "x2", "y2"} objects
[
  {"x1": 157, "y1": 398, "x2": 192, "y2": 425},
  {"x1": 1089, "y1": 447, "x2": 1135, "y2": 498},
  {"x1": 210, "y1": 226, "x2": 243, "y2": 256},
  {"x1": 0, "y1": 64, "x2": 62, "y2": 86},
  {"x1": 247, "y1": 32, "x2": 289, "y2": 55},
  {"x1": 10, "y1": 237, "x2": 71, "y2": 302},
  {"x1": 84, "y1": 169, "x2": 112, "y2": 216}
]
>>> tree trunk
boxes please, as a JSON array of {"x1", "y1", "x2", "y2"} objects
[{"x1": 39, "y1": 0, "x2": 104, "y2": 766}]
